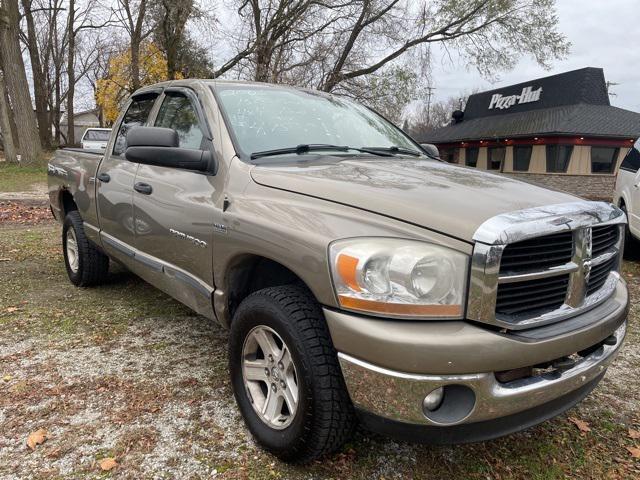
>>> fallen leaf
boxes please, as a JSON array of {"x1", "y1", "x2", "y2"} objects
[
  {"x1": 627, "y1": 446, "x2": 640, "y2": 458},
  {"x1": 5, "y1": 307, "x2": 18, "y2": 313},
  {"x1": 26, "y1": 429, "x2": 47, "y2": 450},
  {"x1": 99, "y1": 457, "x2": 118, "y2": 471},
  {"x1": 568, "y1": 417, "x2": 591, "y2": 433},
  {"x1": 629, "y1": 429, "x2": 640, "y2": 440},
  {"x1": 2, "y1": 375, "x2": 11, "y2": 382}
]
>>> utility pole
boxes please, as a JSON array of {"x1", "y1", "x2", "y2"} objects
[{"x1": 425, "y1": 86, "x2": 435, "y2": 125}]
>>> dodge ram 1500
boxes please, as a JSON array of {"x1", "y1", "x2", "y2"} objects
[{"x1": 48, "y1": 80, "x2": 628, "y2": 463}]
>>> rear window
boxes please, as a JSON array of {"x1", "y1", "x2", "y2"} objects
[
  {"x1": 84, "y1": 129, "x2": 110, "y2": 141},
  {"x1": 620, "y1": 140, "x2": 640, "y2": 173}
]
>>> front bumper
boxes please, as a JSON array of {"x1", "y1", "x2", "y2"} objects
[
  {"x1": 338, "y1": 322, "x2": 625, "y2": 427},
  {"x1": 326, "y1": 278, "x2": 628, "y2": 437}
]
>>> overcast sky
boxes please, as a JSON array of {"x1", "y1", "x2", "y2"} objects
[{"x1": 428, "y1": 0, "x2": 640, "y2": 112}]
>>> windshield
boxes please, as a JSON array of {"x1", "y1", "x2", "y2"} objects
[
  {"x1": 212, "y1": 84, "x2": 421, "y2": 159},
  {"x1": 84, "y1": 129, "x2": 111, "y2": 141}
]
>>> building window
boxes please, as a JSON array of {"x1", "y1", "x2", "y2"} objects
[
  {"x1": 466, "y1": 147, "x2": 479, "y2": 167},
  {"x1": 488, "y1": 147, "x2": 505, "y2": 170},
  {"x1": 439, "y1": 147, "x2": 458, "y2": 163},
  {"x1": 546, "y1": 145, "x2": 573, "y2": 173},
  {"x1": 591, "y1": 147, "x2": 619, "y2": 174},
  {"x1": 513, "y1": 146, "x2": 532, "y2": 171}
]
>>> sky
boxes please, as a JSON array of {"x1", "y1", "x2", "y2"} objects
[{"x1": 428, "y1": 0, "x2": 640, "y2": 112}]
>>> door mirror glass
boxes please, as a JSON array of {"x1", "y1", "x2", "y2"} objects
[{"x1": 125, "y1": 126, "x2": 217, "y2": 173}]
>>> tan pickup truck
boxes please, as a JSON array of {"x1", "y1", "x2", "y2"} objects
[{"x1": 48, "y1": 80, "x2": 628, "y2": 463}]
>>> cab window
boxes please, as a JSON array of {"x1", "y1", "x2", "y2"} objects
[
  {"x1": 112, "y1": 94, "x2": 157, "y2": 157},
  {"x1": 154, "y1": 94, "x2": 204, "y2": 150}
]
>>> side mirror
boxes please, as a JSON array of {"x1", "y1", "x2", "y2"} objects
[
  {"x1": 125, "y1": 126, "x2": 217, "y2": 174},
  {"x1": 420, "y1": 143, "x2": 440, "y2": 160}
]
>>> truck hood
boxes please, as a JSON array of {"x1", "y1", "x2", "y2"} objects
[{"x1": 250, "y1": 157, "x2": 578, "y2": 242}]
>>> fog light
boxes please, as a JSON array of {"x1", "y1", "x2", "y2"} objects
[{"x1": 422, "y1": 387, "x2": 444, "y2": 412}]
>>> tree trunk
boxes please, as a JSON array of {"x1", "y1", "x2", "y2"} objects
[
  {"x1": 22, "y1": 0, "x2": 51, "y2": 148},
  {"x1": 253, "y1": 39, "x2": 272, "y2": 82},
  {"x1": 129, "y1": 0, "x2": 147, "y2": 91},
  {"x1": 0, "y1": 0, "x2": 42, "y2": 163},
  {"x1": 0, "y1": 72, "x2": 17, "y2": 163},
  {"x1": 130, "y1": 38, "x2": 141, "y2": 91},
  {"x1": 66, "y1": 0, "x2": 76, "y2": 145}
]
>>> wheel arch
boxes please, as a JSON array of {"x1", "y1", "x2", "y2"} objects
[
  {"x1": 59, "y1": 188, "x2": 78, "y2": 218},
  {"x1": 216, "y1": 253, "x2": 325, "y2": 328}
]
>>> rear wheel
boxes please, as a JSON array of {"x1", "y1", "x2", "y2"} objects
[
  {"x1": 62, "y1": 211, "x2": 109, "y2": 286},
  {"x1": 229, "y1": 285, "x2": 354, "y2": 463}
]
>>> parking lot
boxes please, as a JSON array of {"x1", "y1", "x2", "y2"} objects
[{"x1": 1, "y1": 170, "x2": 639, "y2": 479}]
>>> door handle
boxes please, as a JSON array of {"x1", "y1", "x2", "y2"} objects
[
  {"x1": 97, "y1": 172, "x2": 111, "y2": 183},
  {"x1": 134, "y1": 182, "x2": 153, "y2": 195}
]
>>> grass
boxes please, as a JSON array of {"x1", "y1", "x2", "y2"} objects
[
  {"x1": 1, "y1": 222, "x2": 639, "y2": 479},
  {"x1": 0, "y1": 161, "x2": 48, "y2": 192}
]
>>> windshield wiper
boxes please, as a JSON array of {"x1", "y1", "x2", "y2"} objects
[
  {"x1": 250, "y1": 144, "x2": 394, "y2": 160},
  {"x1": 363, "y1": 146, "x2": 424, "y2": 157}
]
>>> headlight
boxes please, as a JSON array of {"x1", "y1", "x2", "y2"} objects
[{"x1": 329, "y1": 238, "x2": 468, "y2": 319}]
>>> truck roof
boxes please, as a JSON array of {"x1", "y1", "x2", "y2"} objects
[{"x1": 130, "y1": 79, "x2": 327, "y2": 99}]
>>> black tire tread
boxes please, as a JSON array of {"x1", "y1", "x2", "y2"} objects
[
  {"x1": 234, "y1": 285, "x2": 355, "y2": 463},
  {"x1": 63, "y1": 211, "x2": 109, "y2": 286}
]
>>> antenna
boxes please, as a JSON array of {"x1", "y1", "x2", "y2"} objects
[{"x1": 606, "y1": 81, "x2": 619, "y2": 97}]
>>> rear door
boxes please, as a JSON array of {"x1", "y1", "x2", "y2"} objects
[
  {"x1": 96, "y1": 92, "x2": 158, "y2": 264},
  {"x1": 131, "y1": 88, "x2": 221, "y2": 318}
]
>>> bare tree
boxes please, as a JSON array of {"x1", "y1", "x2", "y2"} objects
[
  {"x1": 113, "y1": 0, "x2": 153, "y2": 91},
  {"x1": 65, "y1": 0, "x2": 113, "y2": 145},
  {"x1": 0, "y1": 0, "x2": 42, "y2": 163},
  {"x1": 151, "y1": 0, "x2": 194, "y2": 79},
  {"x1": 0, "y1": 70, "x2": 18, "y2": 162},
  {"x1": 21, "y1": 0, "x2": 54, "y2": 148},
  {"x1": 81, "y1": 35, "x2": 118, "y2": 126}
]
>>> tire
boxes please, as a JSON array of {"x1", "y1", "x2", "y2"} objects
[
  {"x1": 229, "y1": 285, "x2": 354, "y2": 463},
  {"x1": 62, "y1": 210, "x2": 109, "y2": 286}
]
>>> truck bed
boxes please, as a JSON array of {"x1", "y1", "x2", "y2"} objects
[{"x1": 47, "y1": 148, "x2": 104, "y2": 230}]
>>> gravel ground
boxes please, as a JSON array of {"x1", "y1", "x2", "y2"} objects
[{"x1": 1, "y1": 219, "x2": 639, "y2": 479}]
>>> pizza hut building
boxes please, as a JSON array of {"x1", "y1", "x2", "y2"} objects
[{"x1": 420, "y1": 68, "x2": 640, "y2": 199}]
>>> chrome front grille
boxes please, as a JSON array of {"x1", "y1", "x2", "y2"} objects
[
  {"x1": 499, "y1": 231, "x2": 574, "y2": 274},
  {"x1": 468, "y1": 202, "x2": 625, "y2": 330},
  {"x1": 587, "y1": 254, "x2": 618, "y2": 296},
  {"x1": 496, "y1": 274, "x2": 570, "y2": 316},
  {"x1": 591, "y1": 225, "x2": 619, "y2": 257}
]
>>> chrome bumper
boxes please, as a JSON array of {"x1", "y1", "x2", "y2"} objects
[{"x1": 338, "y1": 322, "x2": 626, "y2": 426}]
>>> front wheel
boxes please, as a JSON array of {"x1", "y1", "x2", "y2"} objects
[{"x1": 229, "y1": 285, "x2": 354, "y2": 463}]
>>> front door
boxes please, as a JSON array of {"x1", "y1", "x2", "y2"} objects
[
  {"x1": 96, "y1": 93, "x2": 158, "y2": 265},
  {"x1": 132, "y1": 90, "x2": 220, "y2": 318}
]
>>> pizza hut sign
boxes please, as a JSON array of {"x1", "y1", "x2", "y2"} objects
[{"x1": 488, "y1": 86, "x2": 542, "y2": 110}]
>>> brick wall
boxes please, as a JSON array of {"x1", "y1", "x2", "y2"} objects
[{"x1": 502, "y1": 173, "x2": 616, "y2": 201}]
